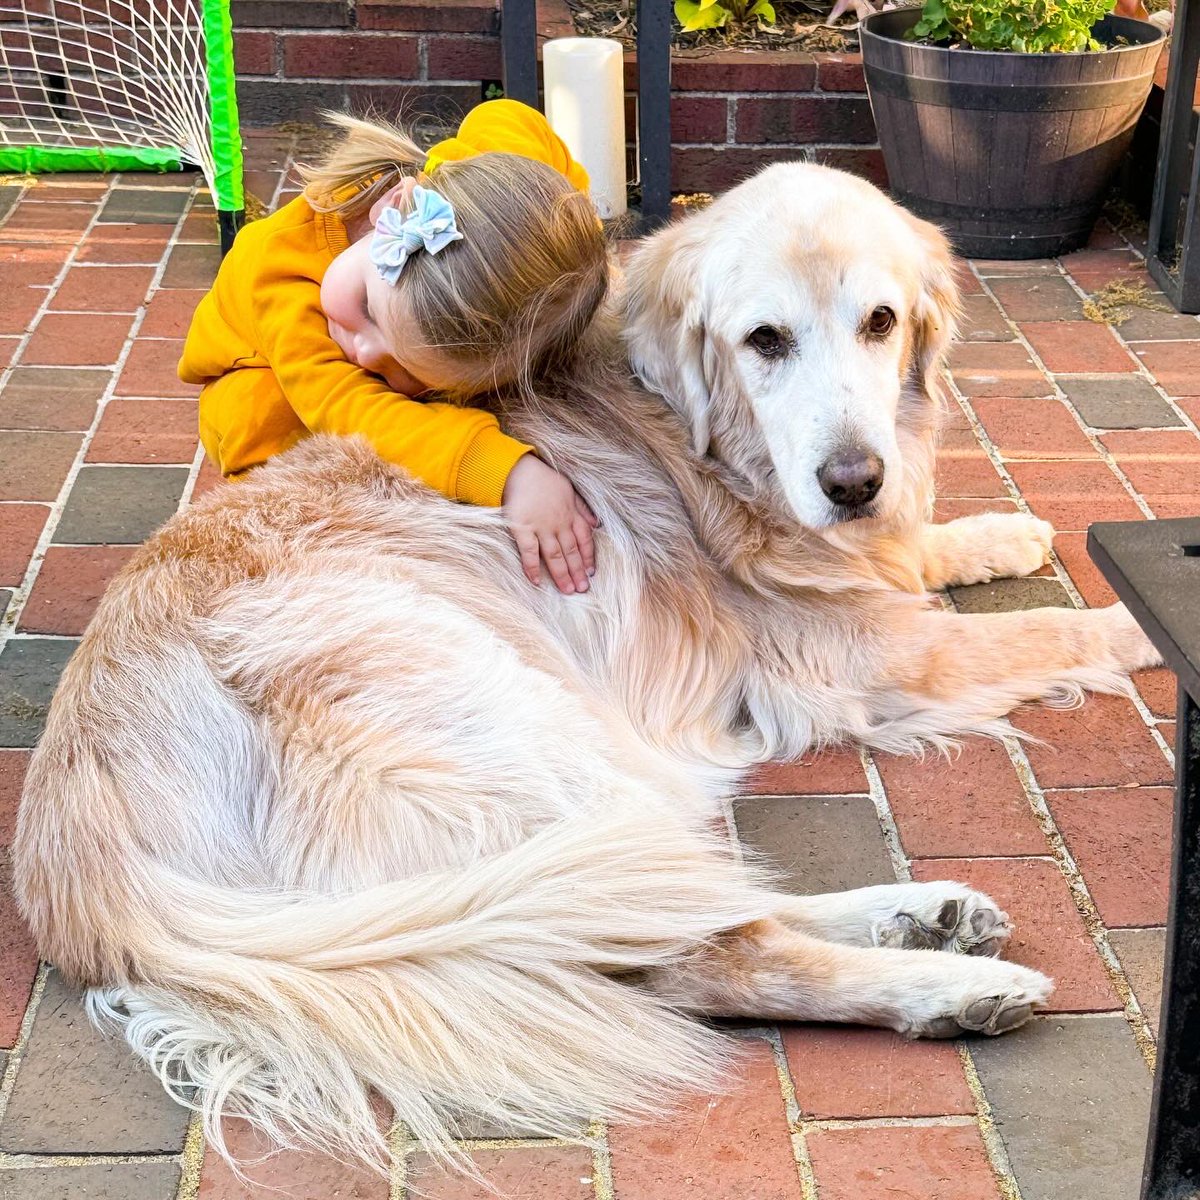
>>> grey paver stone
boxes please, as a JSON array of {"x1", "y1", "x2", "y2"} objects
[
  {"x1": 0, "y1": 971, "x2": 190, "y2": 1154},
  {"x1": 989, "y1": 275, "x2": 1085, "y2": 322},
  {"x1": 54, "y1": 466, "x2": 187, "y2": 544},
  {"x1": 1109, "y1": 927, "x2": 1165, "y2": 1034},
  {"x1": 0, "y1": 432, "x2": 82, "y2": 502},
  {"x1": 160, "y1": 242, "x2": 221, "y2": 289},
  {"x1": 0, "y1": 590, "x2": 11, "y2": 616},
  {"x1": 1059, "y1": 376, "x2": 1179, "y2": 429},
  {"x1": 959, "y1": 294, "x2": 1014, "y2": 343},
  {"x1": 98, "y1": 188, "x2": 191, "y2": 224},
  {"x1": 950, "y1": 576, "x2": 1075, "y2": 614},
  {"x1": 734, "y1": 795, "x2": 893, "y2": 894},
  {"x1": 0, "y1": 638, "x2": 78, "y2": 746},
  {"x1": 971, "y1": 1014, "x2": 1152, "y2": 1200},
  {"x1": 1116, "y1": 307, "x2": 1200, "y2": 341},
  {"x1": 0, "y1": 1161, "x2": 181, "y2": 1199},
  {"x1": 0, "y1": 187, "x2": 21, "y2": 224},
  {"x1": 0, "y1": 367, "x2": 111, "y2": 432}
]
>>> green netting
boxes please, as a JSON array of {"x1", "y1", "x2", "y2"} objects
[{"x1": 0, "y1": 0, "x2": 242, "y2": 214}]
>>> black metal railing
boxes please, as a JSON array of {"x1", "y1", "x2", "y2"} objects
[
  {"x1": 1089, "y1": 519, "x2": 1200, "y2": 1200},
  {"x1": 1147, "y1": 0, "x2": 1200, "y2": 310},
  {"x1": 500, "y1": 0, "x2": 672, "y2": 230}
]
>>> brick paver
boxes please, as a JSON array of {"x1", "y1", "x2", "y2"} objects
[{"x1": 0, "y1": 142, "x2": 1193, "y2": 1198}]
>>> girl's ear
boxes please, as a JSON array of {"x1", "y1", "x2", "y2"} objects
[{"x1": 367, "y1": 178, "x2": 416, "y2": 226}]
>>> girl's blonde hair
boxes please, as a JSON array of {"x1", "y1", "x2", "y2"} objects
[{"x1": 299, "y1": 111, "x2": 610, "y2": 398}]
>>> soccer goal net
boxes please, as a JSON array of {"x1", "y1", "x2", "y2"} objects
[{"x1": 0, "y1": 0, "x2": 243, "y2": 230}]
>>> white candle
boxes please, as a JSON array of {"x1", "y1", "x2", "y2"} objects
[{"x1": 542, "y1": 37, "x2": 628, "y2": 219}]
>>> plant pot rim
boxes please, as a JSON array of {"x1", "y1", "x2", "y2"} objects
[{"x1": 859, "y1": 8, "x2": 1164, "y2": 61}]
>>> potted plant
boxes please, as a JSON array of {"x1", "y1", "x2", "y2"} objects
[{"x1": 858, "y1": 0, "x2": 1165, "y2": 258}]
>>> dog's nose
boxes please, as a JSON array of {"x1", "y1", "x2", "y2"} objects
[{"x1": 817, "y1": 449, "x2": 885, "y2": 507}]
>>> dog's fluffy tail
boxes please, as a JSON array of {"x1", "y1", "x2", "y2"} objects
[{"x1": 21, "y1": 749, "x2": 771, "y2": 1172}]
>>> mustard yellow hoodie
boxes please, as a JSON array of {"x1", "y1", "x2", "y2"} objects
[{"x1": 179, "y1": 100, "x2": 589, "y2": 505}]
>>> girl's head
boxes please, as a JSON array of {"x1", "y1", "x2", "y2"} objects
[{"x1": 303, "y1": 111, "x2": 610, "y2": 400}]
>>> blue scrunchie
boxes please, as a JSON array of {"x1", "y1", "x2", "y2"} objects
[{"x1": 369, "y1": 185, "x2": 464, "y2": 285}]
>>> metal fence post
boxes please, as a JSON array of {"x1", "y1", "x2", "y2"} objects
[
  {"x1": 636, "y1": 0, "x2": 672, "y2": 230},
  {"x1": 1147, "y1": 0, "x2": 1200, "y2": 312},
  {"x1": 501, "y1": 0, "x2": 539, "y2": 108}
]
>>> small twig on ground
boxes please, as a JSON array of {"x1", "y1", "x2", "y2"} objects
[{"x1": 1083, "y1": 279, "x2": 1171, "y2": 325}]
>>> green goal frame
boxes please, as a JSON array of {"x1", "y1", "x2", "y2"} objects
[{"x1": 0, "y1": 0, "x2": 245, "y2": 253}]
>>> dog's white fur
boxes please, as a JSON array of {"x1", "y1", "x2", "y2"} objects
[{"x1": 14, "y1": 163, "x2": 1159, "y2": 1174}]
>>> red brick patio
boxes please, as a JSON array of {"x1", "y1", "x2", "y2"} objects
[{"x1": 0, "y1": 128, "x2": 1196, "y2": 1199}]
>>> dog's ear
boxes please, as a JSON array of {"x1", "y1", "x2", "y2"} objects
[
  {"x1": 623, "y1": 217, "x2": 712, "y2": 456},
  {"x1": 902, "y1": 211, "x2": 961, "y2": 386}
]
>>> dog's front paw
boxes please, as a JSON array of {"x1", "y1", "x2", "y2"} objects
[
  {"x1": 965, "y1": 513, "x2": 1054, "y2": 584},
  {"x1": 924, "y1": 513, "x2": 1055, "y2": 589}
]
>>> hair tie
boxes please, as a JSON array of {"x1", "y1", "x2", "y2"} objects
[{"x1": 370, "y1": 185, "x2": 463, "y2": 285}]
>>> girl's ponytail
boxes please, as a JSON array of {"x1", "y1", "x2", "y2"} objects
[{"x1": 298, "y1": 111, "x2": 425, "y2": 225}]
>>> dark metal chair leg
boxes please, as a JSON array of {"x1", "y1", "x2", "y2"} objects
[
  {"x1": 636, "y1": 0, "x2": 672, "y2": 231},
  {"x1": 1147, "y1": 0, "x2": 1200, "y2": 312},
  {"x1": 501, "y1": 0, "x2": 539, "y2": 108},
  {"x1": 1141, "y1": 689, "x2": 1200, "y2": 1200}
]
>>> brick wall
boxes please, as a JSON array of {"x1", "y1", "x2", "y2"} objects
[
  {"x1": 231, "y1": 0, "x2": 885, "y2": 191},
  {"x1": 231, "y1": 0, "x2": 504, "y2": 127}
]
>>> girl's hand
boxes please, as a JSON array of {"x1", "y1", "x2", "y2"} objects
[{"x1": 502, "y1": 454, "x2": 598, "y2": 595}]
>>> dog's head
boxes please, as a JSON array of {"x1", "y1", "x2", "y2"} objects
[{"x1": 624, "y1": 162, "x2": 959, "y2": 530}]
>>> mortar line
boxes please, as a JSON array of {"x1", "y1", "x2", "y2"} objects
[
  {"x1": 760, "y1": 1025, "x2": 818, "y2": 1200},
  {"x1": 0, "y1": 1150, "x2": 183, "y2": 1169},
  {"x1": 0, "y1": 963, "x2": 50, "y2": 1132},
  {"x1": 866, "y1": 694, "x2": 1027, "y2": 1200},
  {"x1": 1002, "y1": 735, "x2": 1157, "y2": 1070},
  {"x1": 1069, "y1": 223, "x2": 1200, "y2": 440},
  {"x1": 969, "y1": 276, "x2": 1156, "y2": 520},
  {"x1": 862, "y1": 748, "x2": 911, "y2": 881},
  {"x1": 958, "y1": 1044, "x2": 1025, "y2": 1200},
  {"x1": 0, "y1": 179, "x2": 200, "y2": 649},
  {"x1": 586, "y1": 1120, "x2": 615, "y2": 1200},
  {"x1": 0, "y1": 177, "x2": 114, "y2": 634},
  {"x1": 388, "y1": 1122, "x2": 411, "y2": 1200},
  {"x1": 795, "y1": 1114, "x2": 980, "y2": 1132},
  {"x1": 943, "y1": 294, "x2": 1175, "y2": 766}
]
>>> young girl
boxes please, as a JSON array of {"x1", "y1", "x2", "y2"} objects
[{"x1": 179, "y1": 100, "x2": 610, "y2": 595}]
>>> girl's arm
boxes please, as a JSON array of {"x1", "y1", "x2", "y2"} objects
[
  {"x1": 255, "y1": 278, "x2": 596, "y2": 592},
  {"x1": 256, "y1": 275, "x2": 529, "y2": 507}
]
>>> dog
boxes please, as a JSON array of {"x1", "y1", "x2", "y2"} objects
[{"x1": 14, "y1": 162, "x2": 1160, "y2": 1173}]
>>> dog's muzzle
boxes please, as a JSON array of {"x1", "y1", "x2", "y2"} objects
[{"x1": 816, "y1": 448, "x2": 885, "y2": 508}]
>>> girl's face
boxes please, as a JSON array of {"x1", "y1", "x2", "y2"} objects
[{"x1": 320, "y1": 180, "x2": 471, "y2": 397}]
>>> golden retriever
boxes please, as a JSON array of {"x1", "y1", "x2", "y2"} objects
[{"x1": 14, "y1": 163, "x2": 1159, "y2": 1173}]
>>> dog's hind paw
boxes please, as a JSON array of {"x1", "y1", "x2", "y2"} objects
[{"x1": 872, "y1": 881, "x2": 1012, "y2": 958}]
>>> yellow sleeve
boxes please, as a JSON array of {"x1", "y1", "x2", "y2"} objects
[
  {"x1": 256, "y1": 275, "x2": 531, "y2": 507},
  {"x1": 424, "y1": 99, "x2": 591, "y2": 194}
]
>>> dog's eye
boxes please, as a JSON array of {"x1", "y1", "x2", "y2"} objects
[
  {"x1": 866, "y1": 306, "x2": 896, "y2": 337},
  {"x1": 747, "y1": 325, "x2": 786, "y2": 358}
]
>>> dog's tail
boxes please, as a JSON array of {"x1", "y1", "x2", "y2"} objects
[{"x1": 18, "y1": 733, "x2": 771, "y2": 1172}]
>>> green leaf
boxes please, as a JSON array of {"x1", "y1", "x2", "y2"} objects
[
  {"x1": 675, "y1": 0, "x2": 730, "y2": 29},
  {"x1": 750, "y1": 0, "x2": 777, "y2": 21}
]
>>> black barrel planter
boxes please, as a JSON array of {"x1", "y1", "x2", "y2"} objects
[{"x1": 860, "y1": 10, "x2": 1164, "y2": 259}]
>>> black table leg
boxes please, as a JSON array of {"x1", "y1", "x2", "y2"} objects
[{"x1": 1142, "y1": 687, "x2": 1200, "y2": 1200}]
